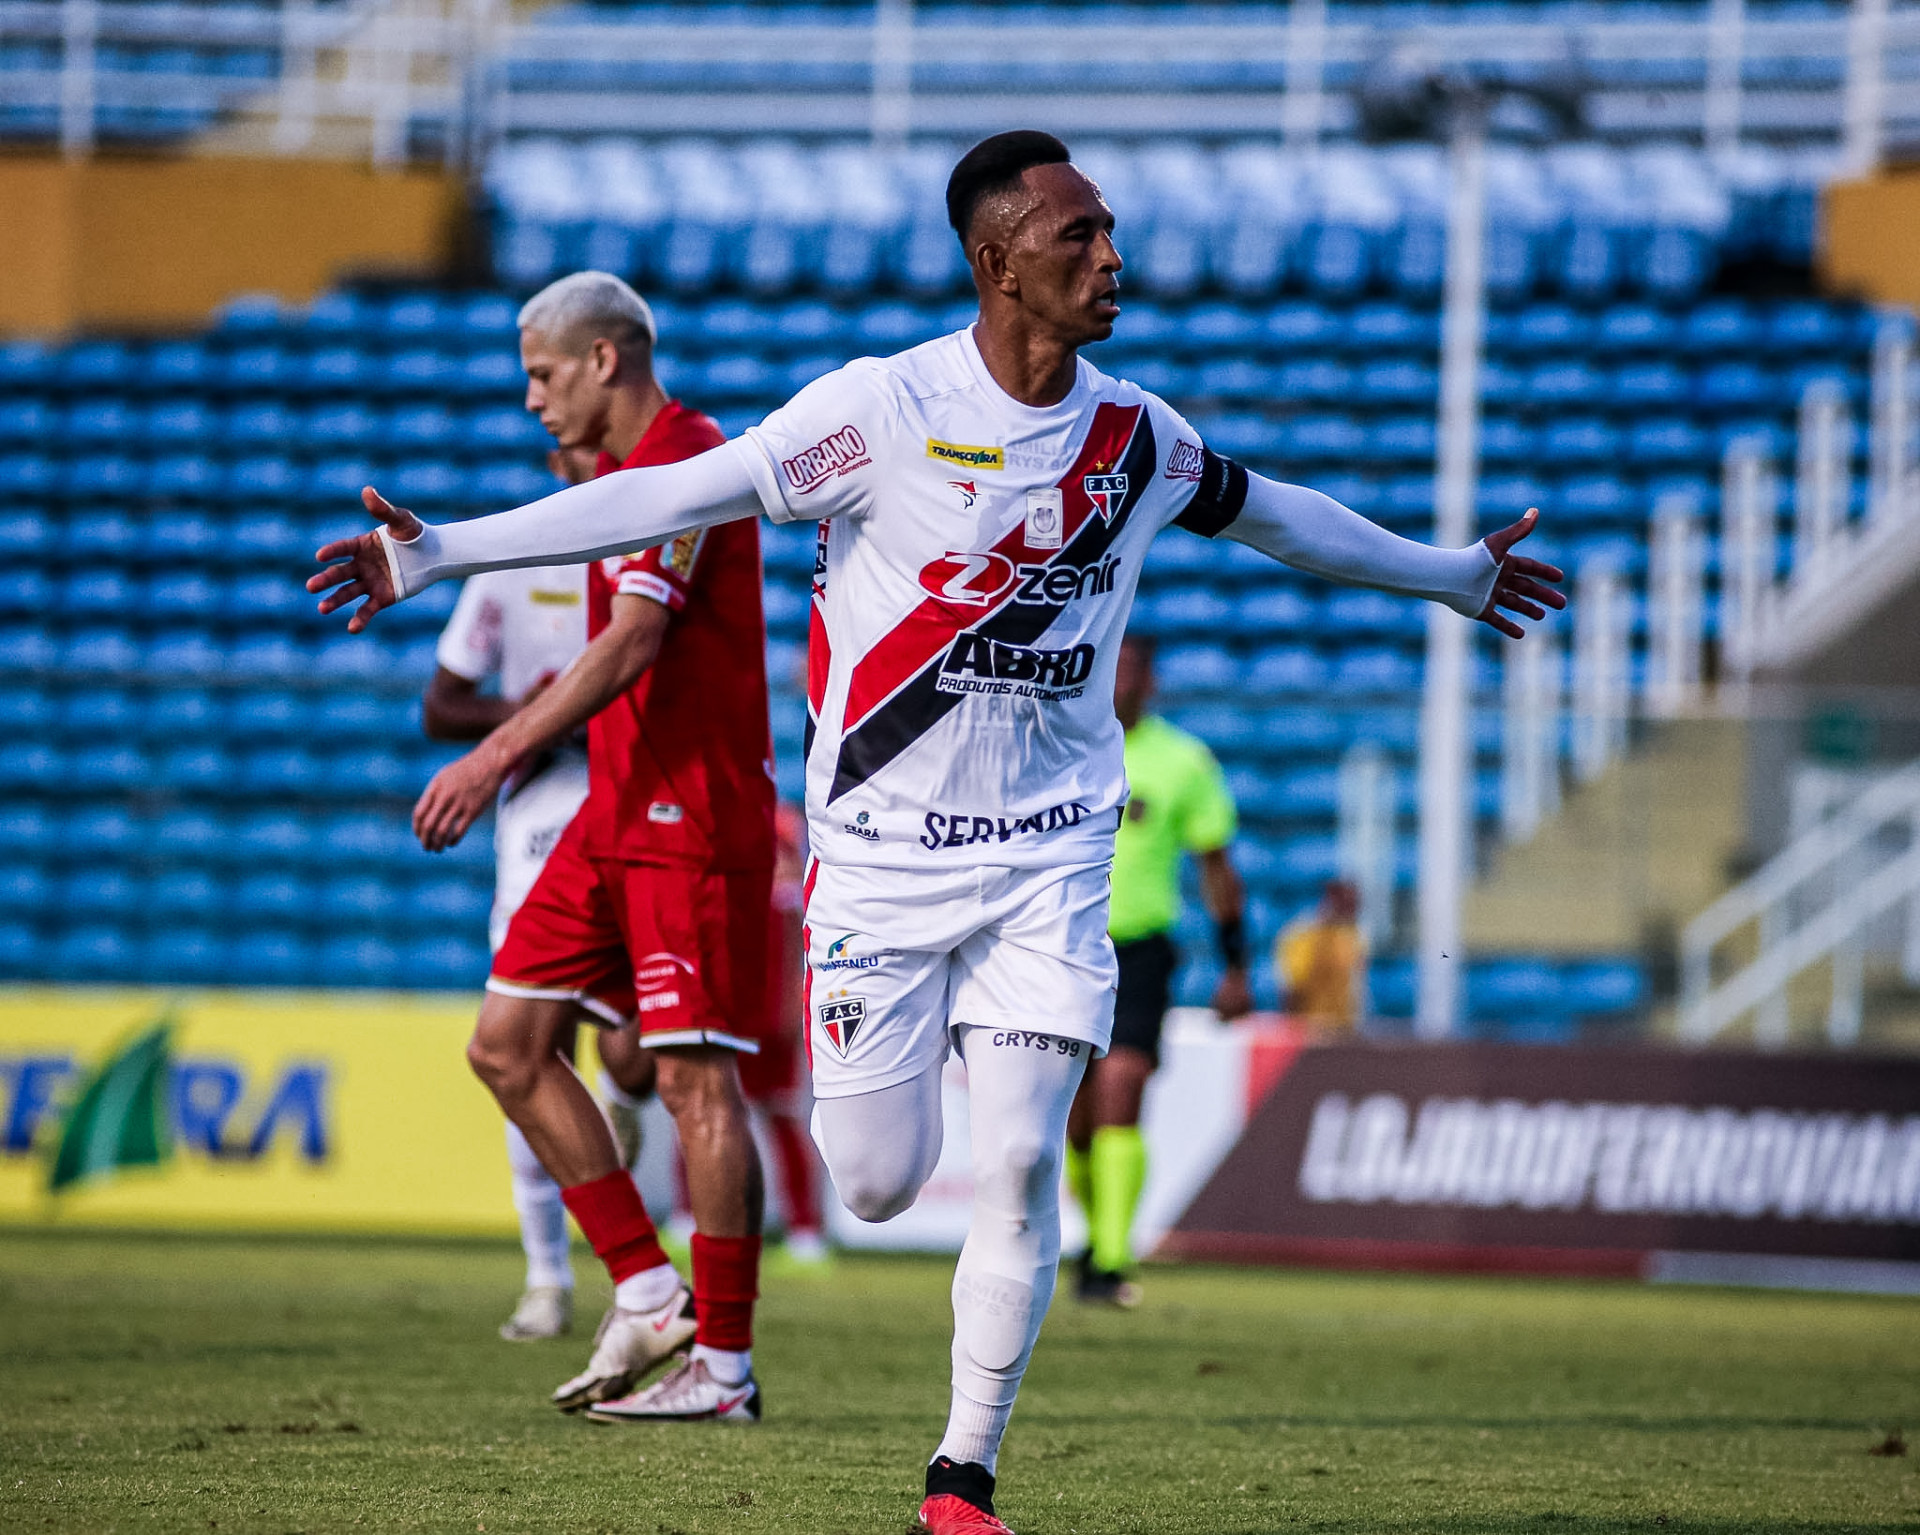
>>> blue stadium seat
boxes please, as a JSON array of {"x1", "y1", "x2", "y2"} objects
[
  {"x1": 153, "y1": 810, "x2": 226, "y2": 863},
  {"x1": 1694, "y1": 361, "x2": 1773, "y2": 413},
  {"x1": 147, "y1": 340, "x2": 210, "y2": 390},
  {"x1": 146, "y1": 573, "x2": 224, "y2": 622},
  {"x1": 1496, "y1": 304, "x2": 1592, "y2": 356},
  {"x1": 1303, "y1": 224, "x2": 1373, "y2": 298},
  {"x1": 1244, "y1": 646, "x2": 1328, "y2": 696},
  {"x1": 140, "y1": 928, "x2": 231, "y2": 986},
  {"x1": 0, "y1": 804, "x2": 52, "y2": 858},
  {"x1": 1680, "y1": 301, "x2": 1759, "y2": 354},
  {"x1": 235, "y1": 872, "x2": 316, "y2": 925},
  {"x1": 238, "y1": 747, "x2": 323, "y2": 797},
  {"x1": 317, "y1": 935, "x2": 403, "y2": 988},
  {"x1": 1540, "y1": 418, "x2": 1621, "y2": 467},
  {"x1": 1478, "y1": 418, "x2": 1536, "y2": 465},
  {"x1": 0, "y1": 865, "x2": 47, "y2": 914},
  {"x1": 1154, "y1": 644, "x2": 1241, "y2": 697},
  {"x1": 227, "y1": 512, "x2": 308, "y2": 562},
  {"x1": 301, "y1": 347, "x2": 369, "y2": 393},
  {"x1": 60, "y1": 570, "x2": 136, "y2": 618},
  {"x1": 1147, "y1": 586, "x2": 1234, "y2": 635},
  {"x1": 1468, "y1": 958, "x2": 1565, "y2": 1021},
  {"x1": 59, "y1": 868, "x2": 140, "y2": 918},
  {"x1": 1559, "y1": 476, "x2": 1637, "y2": 526},
  {"x1": 0, "y1": 510, "x2": 50, "y2": 562},
  {"x1": 0, "y1": 921, "x2": 42, "y2": 977},
  {"x1": 150, "y1": 868, "x2": 227, "y2": 921},
  {"x1": 1627, "y1": 418, "x2": 1706, "y2": 466},
  {"x1": 1767, "y1": 301, "x2": 1848, "y2": 354},
  {"x1": 1324, "y1": 589, "x2": 1422, "y2": 639},
  {"x1": 307, "y1": 404, "x2": 380, "y2": 448},
  {"x1": 469, "y1": 405, "x2": 547, "y2": 451},
  {"x1": 1356, "y1": 358, "x2": 1436, "y2": 406},
  {"x1": 1285, "y1": 415, "x2": 1364, "y2": 462},
  {"x1": 143, "y1": 633, "x2": 228, "y2": 676},
  {"x1": 320, "y1": 877, "x2": 399, "y2": 927},
  {"x1": 228, "y1": 402, "x2": 298, "y2": 445},
  {"x1": 330, "y1": 813, "x2": 414, "y2": 865},
  {"x1": 51, "y1": 924, "x2": 138, "y2": 983},
  {"x1": 0, "y1": 742, "x2": 63, "y2": 791},
  {"x1": 225, "y1": 345, "x2": 289, "y2": 391},
  {"x1": 1345, "y1": 303, "x2": 1435, "y2": 353},
  {"x1": 228, "y1": 635, "x2": 311, "y2": 678},
  {"x1": 1562, "y1": 959, "x2": 1646, "y2": 1015},
  {"x1": 0, "y1": 569, "x2": 49, "y2": 618},
  {"x1": 1478, "y1": 474, "x2": 1549, "y2": 522},
  {"x1": 68, "y1": 744, "x2": 150, "y2": 793},
  {"x1": 0, "y1": 684, "x2": 49, "y2": 734},
  {"x1": 1367, "y1": 416, "x2": 1436, "y2": 462},
  {"x1": 227, "y1": 690, "x2": 304, "y2": 743},
  {"x1": 472, "y1": 463, "x2": 553, "y2": 505},
  {"x1": 1232, "y1": 588, "x2": 1316, "y2": 636},
  {"x1": 408, "y1": 877, "x2": 491, "y2": 928},
  {"x1": 230, "y1": 930, "x2": 316, "y2": 986},
  {"x1": 1330, "y1": 647, "x2": 1420, "y2": 693},
  {"x1": 404, "y1": 935, "x2": 490, "y2": 990},
  {"x1": 1526, "y1": 361, "x2": 1604, "y2": 408},
  {"x1": 149, "y1": 510, "x2": 224, "y2": 564},
  {"x1": 329, "y1": 747, "x2": 421, "y2": 796},
  {"x1": 313, "y1": 693, "x2": 415, "y2": 741},
  {"x1": 0, "y1": 399, "x2": 53, "y2": 445}
]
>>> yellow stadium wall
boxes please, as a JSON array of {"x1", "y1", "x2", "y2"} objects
[
  {"x1": 0, "y1": 986, "x2": 527, "y2": 1236},
  {"x1": 1821, "y1": 166, "x2": 1920, "y2": 309},
  {"x1": 0, "y1": 155, "x2": 467, "y2": 338}
]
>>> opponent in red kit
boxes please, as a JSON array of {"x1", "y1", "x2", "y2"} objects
[{"x1": 405, "y1": 271, "x2": 775, "y2": 1422}]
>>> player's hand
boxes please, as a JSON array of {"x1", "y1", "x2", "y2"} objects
[
  {"x1": 413, "y1": 748, "x2": 506, "y2": 853},
  {"x1": 306, "y1": 487, "x2": 425, "y2": 633},
  {"x1": 1211, "y1": 967, "x2": 1255, "y2": 1021},
  {"x1": 1477, "y1": 508, "x2": 1567, "y2": 640}
]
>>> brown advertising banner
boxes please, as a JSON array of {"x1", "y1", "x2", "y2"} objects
[{"x1": 1164, "y1": 1041, "x2": 1920, "y2": 1285}]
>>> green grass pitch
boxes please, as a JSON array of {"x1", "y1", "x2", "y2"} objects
[{"x1": 1, "y1": 1231, "x2": 1915, "y2": 1534}]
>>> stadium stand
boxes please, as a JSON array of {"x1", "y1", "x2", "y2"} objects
[{"x1": 3, "y1": 128, "x2": 1878, "y2": 1036}]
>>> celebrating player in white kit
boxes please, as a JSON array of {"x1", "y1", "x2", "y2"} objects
[{"x1": 313, "y1": 131, "x2": 1564, "y2": 1534}]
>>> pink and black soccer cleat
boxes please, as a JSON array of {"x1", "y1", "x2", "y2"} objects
[{"x1": 918, "y1": 1457, "x2": 1013, "y2": 1533}]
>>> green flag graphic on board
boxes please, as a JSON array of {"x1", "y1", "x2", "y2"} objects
[{"x1": 47, "y1": 1020, "x2": 175, "y2": 1193}]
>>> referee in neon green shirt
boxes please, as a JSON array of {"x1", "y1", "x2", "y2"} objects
[{"x1": 1067, "y1": 632, "x2": 1252, "y2": 1305}]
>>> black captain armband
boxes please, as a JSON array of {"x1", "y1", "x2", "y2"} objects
[
  {"x1": 1215, "y1": 914, "x2": 1247, "y2": 970},
  {"x1": 1173, "y1": 447, "x2": 1249, "y2": 538}
]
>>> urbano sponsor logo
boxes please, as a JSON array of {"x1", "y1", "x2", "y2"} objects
[
  {"x1": 1297, "y1": 1091, "x2": 1920, "y2": 1225},
  {"x1": 783, "y1": 425, "x2": 870, "y2": 492},
  {"x1": 936, "y1": 635, "x2": 1097, "y2": 700},
  {"x1": 926, "y1": 439, "x2": 1006, "y2": 471},
  {"x1": 1165, "y1": 441, "x2": 1206, "y2": 481},
  {"x1": 918, "y1": 552, "x2": 1120, "y2": 609},
  {"x1": 817, "y1": 933, "x2": 887, "y2": 973},
  {"x1": 919, "y1": 799, "x2": 1095, "y2": 850}
]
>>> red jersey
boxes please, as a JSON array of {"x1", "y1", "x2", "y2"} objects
[{"x1": 577, "y1": 401, "x2": 775, "y2": 870}]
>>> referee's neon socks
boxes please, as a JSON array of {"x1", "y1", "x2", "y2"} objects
[
  {"x1": 1064, "y1": 1141, "x2": 1092, "y2": 1218},
  {"x1": 1089, "y1": 1125, "x2": 1146, "y2": 1273}
]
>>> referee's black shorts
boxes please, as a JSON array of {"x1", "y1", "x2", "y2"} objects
[{"x1": 1109, "y1": 931, "x2": 1179, "y2": 1066}]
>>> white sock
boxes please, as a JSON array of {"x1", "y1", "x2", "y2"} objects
[
  {"x1": 614, "y1": 1261, "x2": 682, "y2": 1313},
  {"x1": 937, "y1": 1024, "x2": 1086, "y2": 1477},
  {"x1": 691, "y1": 1344, "x2": 752, "y2": 1385},
  {"x1": 934, "y1": 1389, "x2": 1014, "y2": 1474},
  {"x1": 505, "y1": 1123, "x2": 572, "y2": 1292},
  {"x1": 598, "y1": 1068, "x2": 644, "y2": 1111}
]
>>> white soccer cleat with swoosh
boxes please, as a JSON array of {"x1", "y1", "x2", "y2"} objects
[
  {"x1": 584, "y1": 1356, "x2": 762, "y2": 1424},
  {"x1": 550, "y1": 1288, "x2": 696, "y2": 1412}
]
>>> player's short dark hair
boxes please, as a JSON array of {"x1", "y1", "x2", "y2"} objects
[{"x1": 946, "y1": 130, "x2": 1073, "y2": 242}]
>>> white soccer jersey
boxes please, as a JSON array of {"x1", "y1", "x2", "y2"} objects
[
  {"x1": 435, "y1": 565, "x2": 590, "y2": 703},
  {"x1": 434, "y1": 564, "x2": 593, "y2": 950},
  {"x1": 740, "y1": 327, "x2": 1247, "y2": 873}
]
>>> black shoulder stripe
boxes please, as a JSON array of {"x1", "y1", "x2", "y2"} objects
[{"x1": 1173, "y1": 448, "x2": 1248, "y2": 538}]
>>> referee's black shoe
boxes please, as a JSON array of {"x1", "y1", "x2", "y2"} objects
[{"x1": 1075, "y1": 1250, "x2": 1142, "y2": 1309}]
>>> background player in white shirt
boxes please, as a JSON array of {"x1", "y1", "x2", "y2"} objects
[
  {"x1": 425, "y1": 443, "x2": 656, "y2": 1342},
  {"x1": 313, "y1": 131, "x2": 1564, "y2": 1535}
]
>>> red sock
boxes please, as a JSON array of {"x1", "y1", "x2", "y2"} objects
[
  {"x1": 690, "y1": 1232, "x2": 761, "y2": 1350},
  {"x1": 769, "y1": 1113, "x2": 823, "y2": 1234},
  {"x1": 561, "y1": 1169, "x2": 668, "y2": 1284}
]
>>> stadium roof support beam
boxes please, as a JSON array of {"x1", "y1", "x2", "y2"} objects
[{"x1": 1416, "y1": 102, "x2": 1486, "y2": 1042}]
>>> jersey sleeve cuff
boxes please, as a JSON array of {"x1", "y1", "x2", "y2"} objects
[
  {"x1": 732, "y1": 434, "x2": 802, "y2": 525},
  {"x1": 615, "y1": 569, "x2": 688, "y2": 609},
  {"x1": 432, "y1": 643, "x2": 487, "y2": 681}
]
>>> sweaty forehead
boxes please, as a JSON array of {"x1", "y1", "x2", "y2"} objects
[{"x1": 973, "y1": 161, "x2": 1110, "y2": 242}]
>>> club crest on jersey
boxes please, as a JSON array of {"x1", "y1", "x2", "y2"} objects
[
  {"x1": 818, "y1": 997, "x2": 866, "y2": 1055},
  {"x1": 1083, "y1": 472, "x2": 1129, "y2": 523}
]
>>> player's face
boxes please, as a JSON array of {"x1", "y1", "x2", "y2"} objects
[
  {"x1": 1007, "y1": 163, "x2": 1123, "y2": 345},
  {"x1": 520, "y1": 328, "x2": 610, "y2": 452}
]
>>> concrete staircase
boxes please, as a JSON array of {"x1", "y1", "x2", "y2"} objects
[{"x1": 1464, "y1": 715, "x2": 1751, "y2": 1005}]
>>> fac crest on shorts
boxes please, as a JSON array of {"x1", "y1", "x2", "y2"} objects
[{"x1": 818, "y1": 996, "x2": 866, "y2": 1055}]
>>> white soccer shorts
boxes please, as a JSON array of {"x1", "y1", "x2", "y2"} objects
[
  {"x1": 489, "y1": 753, "x2": 591, "y2": 953},
  {"x1": 803, "y1": 858, "x2": 1118, "y2": 1100}
]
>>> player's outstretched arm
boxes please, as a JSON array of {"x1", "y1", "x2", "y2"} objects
[
  {"x1": 306, "y1": 441, "x2": 766, "y2": 631},
  {"x1": 1220, "y1": 472, "x2": 1565, "y2": 637}
]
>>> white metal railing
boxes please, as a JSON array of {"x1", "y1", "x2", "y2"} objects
[
  {"x1": 3, "y1": 0, "x2": 1919, "y2": 163},
  {"x1": 1679, "y1": 759, "x2": 1920, "y2": 1045}
]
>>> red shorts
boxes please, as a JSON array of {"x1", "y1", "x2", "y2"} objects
[
  {"x1": 489, "y1": 818, "x2": 773, "y2": 1053},
  {"x1": 737, "y1": 1019, "x2": 804, "y2": 1104}
]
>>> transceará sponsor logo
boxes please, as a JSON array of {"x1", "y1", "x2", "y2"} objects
[
  {"x1": 783, "y1": 425, "x2": 870, "y2": 492},
  {"x1": 919, "y1": 799, "x2": 1095, "y2": 850},
  {"x1": 926, "y1": 439, "x2": 1005, "y2": 471}
]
